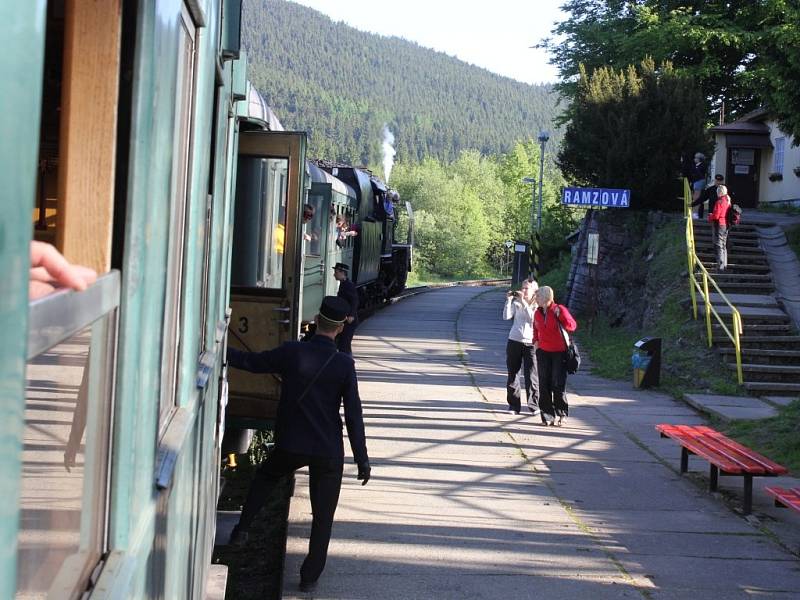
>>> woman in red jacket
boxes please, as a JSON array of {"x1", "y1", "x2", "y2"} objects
[
  {"x1": 533, "y1": 286, "x2": 578, "y2": 426},
  {"x1": 708, "y1": 184, "x2": 732, "y2": 272}
]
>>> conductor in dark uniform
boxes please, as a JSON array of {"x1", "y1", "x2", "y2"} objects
[
  {"x1": 227, "y1": 296, "x2": 371, "y2": 592},
  {"x1": 333, "y1": 262, "x2": 359, "y2": 355}
]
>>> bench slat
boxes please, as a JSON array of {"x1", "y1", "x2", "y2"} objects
[
  {"x1": 693, "y1": 426, "x2": 788, "y2": 475},
  {"x1": 657, "y1": 426, "x2": 744, "y2": 473},
  {"x1": 672, "y1": 425, "x2": 766, "y2": 474},
  {"x1": 765, "y1": 486, "x2": 800, "y2": 511}
]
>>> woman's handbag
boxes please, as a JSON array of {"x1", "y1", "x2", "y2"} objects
[{"x1": 555, "y1": 307, "x2": 581, "y2": 374}]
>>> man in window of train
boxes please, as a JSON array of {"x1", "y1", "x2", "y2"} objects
[
  {"x1": 333, "y1": 262, "x2": 359, "y2": 355},
  {"x1": 227, "y1": 296, "x2": 371, "y2": 592}
]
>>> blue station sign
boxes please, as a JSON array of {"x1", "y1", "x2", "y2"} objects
[{"x1": 562, "y1": 187, "x2": 631, "y2": 208}]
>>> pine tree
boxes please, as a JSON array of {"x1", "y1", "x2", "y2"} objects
[{"x1": 558, "y1": 59, "x2": 710, "y2": 210}]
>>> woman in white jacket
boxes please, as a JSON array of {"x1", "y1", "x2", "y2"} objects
[{"x1": 503, "y1": 278, "x2": 539, "y2": 415}]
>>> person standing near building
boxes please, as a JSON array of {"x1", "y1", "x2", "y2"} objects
[
  {"x1": 502, "y1": 278, "x2": 539, "y2": 415},
  {"x1": 333, "y1": 262, "x2": 359, "y2": 355},
  {"x1": 692, "y1": 173, "x2": 725, "y2": 219},
  {"x1": 533, "y1": 286, "x2": 578, "y2": 427},
  {"x1": 690, "y1": 152, "x2": 707, "y2": 204},
  {"x1": 227, "y1": 296, "x2": 370, "y2": 593},
  {"x1": 709, "y1": 184, "x2": 732, "y2": 272}
]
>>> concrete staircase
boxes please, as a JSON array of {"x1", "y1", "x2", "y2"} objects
[{"x1": 692, "y1": 220, "x2": 800, "y2": 396}]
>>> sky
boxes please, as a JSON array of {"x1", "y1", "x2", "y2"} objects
[{"x1": 288, "y1": 0, "x2": 565, "y2": 85}]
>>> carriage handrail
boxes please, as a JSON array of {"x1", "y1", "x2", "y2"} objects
[
  {"x1": 683, "y1": 178, "x2": 743, "y2": 384},
  {"x1": 27, "y1": 271, "x2": 121, "y2": 359}
]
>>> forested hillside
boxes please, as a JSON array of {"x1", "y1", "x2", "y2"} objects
[{"x1": 243, "y1": 0, "x2": 561, "y2": 168}]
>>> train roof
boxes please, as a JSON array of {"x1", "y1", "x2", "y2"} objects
[
  {"x1": 307, "y1": 161, "x2": 355, "y2": 198},
  {"x1": 242, "y1": 84, "x2": 284, "y2": 131}
]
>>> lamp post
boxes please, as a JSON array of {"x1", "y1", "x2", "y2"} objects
[
  {"x1": 521, "y1": 176, "x2": 537, "y2": 240},
  {"x1": 536, "y1": 130, "x2": 549, "y2": 232}
]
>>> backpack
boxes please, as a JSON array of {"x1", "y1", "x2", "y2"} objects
[{"x1": 726, "y1": 203, "x2": 742, "y2": 227}]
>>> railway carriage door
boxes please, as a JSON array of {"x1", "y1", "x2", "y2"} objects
[
  {"x1": 302, "y1": 182, "x2": 329, "y2": 324},
  {"x1": 227, "y1": 131, "x2": 307, "y2": 424}
]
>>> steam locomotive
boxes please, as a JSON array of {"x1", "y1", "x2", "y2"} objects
[{"x1": 222, "y1": 92, "x2": 413, "y2": 436}]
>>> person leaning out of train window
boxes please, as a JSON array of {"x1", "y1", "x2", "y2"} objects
[
  {"x1": 302, "y1": 203, "x2": 316, "y2": 240},
  {"x1": 335, "y1": 215, "x2": 358, "y2": 247},
  {"x1": 532, "y1": 286, "x2": 577, "y2": 427},
  {"x1": 226, "y1": 296, "x2": 370, "y2": 593},
  {"x1": 708, "y1": 184, "x2": 732, "y2": 273},
  {"x1": 503, "y1": 278, "x2": 540, "y2": 416}
]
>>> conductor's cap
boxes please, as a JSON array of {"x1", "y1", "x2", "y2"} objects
[{"x1": 319, "y1": 296, "x2": 349, "y2": 324}]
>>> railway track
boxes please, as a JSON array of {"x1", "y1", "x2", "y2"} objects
[{"x1": 359, "y1": 278, "x2": 512, "y2": 320}]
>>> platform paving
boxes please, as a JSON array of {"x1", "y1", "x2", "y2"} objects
[{"x1": 281, "y1": 287, "x2": 800, "y2": 599}]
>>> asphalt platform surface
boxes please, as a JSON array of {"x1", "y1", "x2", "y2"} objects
[{"x1": 281, "y1": 286, "x2": 800, "y2": 599}]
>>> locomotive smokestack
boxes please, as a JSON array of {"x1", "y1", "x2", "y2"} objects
[{"x1": 382, "y1": 124, "x2": 396, "y2": 183}]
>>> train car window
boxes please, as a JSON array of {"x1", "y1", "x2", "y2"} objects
[
  {"x1": 259, "y1": 158, "x2": 289, "y2": 288},
  {"x1": 17, "y1": 275, "x2": 119, "y2": 599},
  {"x1": 305, "y1": 193, "x2": 324, "y2": 256},
  {"x1": 159, "y1": 4, "x2": 197, "y2": 429}
]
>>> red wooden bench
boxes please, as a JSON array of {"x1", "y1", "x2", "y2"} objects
[
  {"x1": 656, "y1": 424, "x2": 788, "y2": 514},
  {"x1": 765, "y1": 486, "x2": 800, "y2": 512}
]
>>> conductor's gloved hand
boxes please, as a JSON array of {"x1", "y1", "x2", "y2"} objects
[{"x1": 357, "y1": 461, "x2": 371, "y2": 486}]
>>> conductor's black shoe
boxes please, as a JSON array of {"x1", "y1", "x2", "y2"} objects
[
  {"x1": 299, "y1": 579, "x2": 318, "y2": 593},
  {"x1": 228, "y1": 525, "x2": 249, "y2": 546}
]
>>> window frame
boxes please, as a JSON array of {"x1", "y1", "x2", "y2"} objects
[
  {"x1": 774, "y1": 136, "x2": 785, "y2": 175},
  {"x1": 158, "y1": 2, "x2": 199, "y2": 432}
]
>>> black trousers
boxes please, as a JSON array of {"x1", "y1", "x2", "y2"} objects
[
  {"x1": 536, "y1": 348, "x2": 568, "y2": 422},
  {"x1": 505, "y1": 339, "x2": 538, "y2": 412},
  {"x1": 336, "y1": 322, "x2": 357, "y2": 355},
  {"x1": 239, "y1": 448, "x2": 344, "y2": 583}
]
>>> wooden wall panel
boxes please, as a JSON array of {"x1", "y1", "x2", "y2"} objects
[{"x1": 56, "y1": 0, "x2": 122, "y2": 272}]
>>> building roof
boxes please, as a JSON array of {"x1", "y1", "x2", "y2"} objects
[{"x1": 710, "y1": 120, "x2": 770, "y2": 134}]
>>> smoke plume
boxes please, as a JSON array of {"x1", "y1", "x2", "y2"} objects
[{"x1": 382, "y1": 124, "x2": 396, "y2": 182}]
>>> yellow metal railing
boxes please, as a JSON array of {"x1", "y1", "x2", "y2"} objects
[{"x1": 684, "y1": 178, "x2": 744, "y2": 384}]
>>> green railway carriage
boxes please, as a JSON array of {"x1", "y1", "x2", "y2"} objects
[
  {"x1": 0, "y1": 1, "x2": 306, "y2": 597},
  {"x1": 303, "y1": 162, "x2": 359, "y2": 323}
]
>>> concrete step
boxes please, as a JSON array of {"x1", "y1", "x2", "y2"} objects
[
  {"x1": 744, "y1": 381, "x2": 800, "y2": 394},
  {"x1": 692, "y1": 221, "x2": 759, "y2": 232},
  {"x1": 694, "y1": 237, "x2": 761, "y2": 247},
  {"x1": 707, "y1": 293, "x2": 778, "y2": 308},
  {"x1": 694, "y1": 238, "x2": 760, "y2": 249},
  {"x1": 714, "y1": 282, "x2": 776, "y2": 293},
  {"x1": 713, "y1": 323, "x2": 793, "y2": 334},
  {"x1": 723, "y1": 348, "x2": 800, "y2": 358},
  {"x1": 731, "y1": 363, "x2": 800, "y2": 382},
  {"x1": 721, "y1": 347, "x2": 800, "y2": 365},
  {"x1": 708, "y1": 272, "x2": 773, "y2": 283},
  {"x1": 738, "y1": 363, "x2": 800, "y2": 374},
  {"x1": 699, "y1": 262, "x2": 771, "y2": 274},
  {"x1": 714, "y1": 305, "x2": 788, "y2": 322},
  {"x1": 715, "y1": 335, "x2": 800, "y2": 350},
  {"x1": 697, "y1": 253, "x2": 768, "y2": 266},
  {"x1": 695, "y1": 246, "x2": 765, "y2": 257}
]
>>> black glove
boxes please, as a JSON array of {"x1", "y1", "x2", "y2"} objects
[{"x1": 357, "y1": 461, "x2": 371, "y2": 486}]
